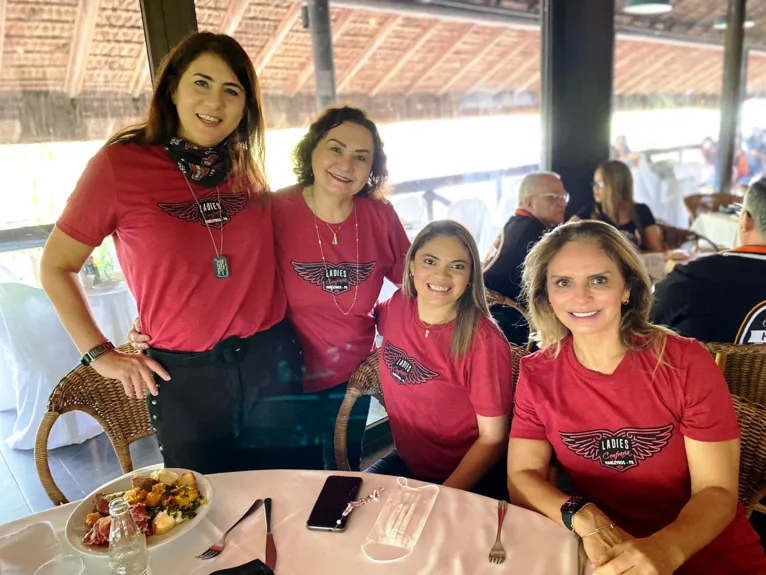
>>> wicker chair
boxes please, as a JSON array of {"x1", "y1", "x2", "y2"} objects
[
  {"x1": 34, "y1": 343, "x2": 153, "y2": 505},
  {"x1": 683, "y1": 193, "x2": 739, "y2": 224},
  {"x1": 657, "y1": 223, "x2": 719, "y2": 253},
  {"x1": 333, "y1": 343, "x2": 530, "y2": 472},
  {"x1": 731, "y1": 395, "x2": 766, "y2": 518},
  {"x1": 702, "y1": 342, "x2": 766, "y2": 406}
]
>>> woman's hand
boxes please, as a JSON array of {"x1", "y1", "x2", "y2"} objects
[
  {"x1": 572, "y1": 505, "x2": 633, "y2": 568},
  {"x1": 91, "y1": 349, "x2": 170, "y2": 399},
  {"x1": 127, "y1": 317, "x2": 151, "y2": 351},
  {"x1": 593, "y1": 535, "x2": 683, "y2": 575}
]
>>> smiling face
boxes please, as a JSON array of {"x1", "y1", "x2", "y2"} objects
[
  {"x1": 546, "y1": 240, "x2": 630, "y2": 341},
  {"x1": 310, "y1": 122, "x2": 374, "y2": 199},
  {"x1": 410, "y1": 234, "x2": 472, "y2": 315},
  {"x1": 172, "y1": 52, "x2": 246, "y2": 147}
]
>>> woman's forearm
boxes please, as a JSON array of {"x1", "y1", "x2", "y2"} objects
[
  {"x1": 651, "y1": 486, "x2": 738, "y2": 569},
  {"x1": 443, "y1": 438, "x2": 506, "y2": 491},
  {"x1": 507, "y1": 469, "x2": 569, "y2": 526},
  {"x1": 40, "y1": 264, "x2": 108, "y2": 354}
]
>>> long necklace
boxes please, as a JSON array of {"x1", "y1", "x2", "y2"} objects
[
  {"x1": 310, "y1": 191, "x2": 353, "y2": 245},
  {"x1": 309, "y1": 189, "x2": 359, "y2": 316},
  {"x1": 182, "y1": 174, "x2": 228, "y2": 279}
]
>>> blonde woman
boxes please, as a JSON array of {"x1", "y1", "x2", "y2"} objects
[
  {"x1": 367, "y1": 221, "x2": 512, "y2": 499},
  {"x1": 572, "y1": 160, "x2": 662, "y2": 253},
  {"x1": 507, "y1": 220, "x2": 765, "y2": 574}
]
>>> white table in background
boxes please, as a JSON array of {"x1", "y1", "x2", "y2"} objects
[
  {"x1": 0, "y1": 469, "x2": 582, "y2": 575},
  {"x1": 690, "y1": 212, "x2": 740, "y2": 250}
]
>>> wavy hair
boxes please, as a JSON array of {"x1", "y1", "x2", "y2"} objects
[
  {"x1": 105, "y1": 32, "x2": 267, "y2": 195},
  {"x1": 521, "y1": 220, "x2": 672, "y2": 361},
  {"x1": 403, "y1": 220, "x2": 490, "y2": 357}
]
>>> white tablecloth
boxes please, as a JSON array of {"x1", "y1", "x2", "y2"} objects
[
  {"x1": 0, "y1": 469, "x2": 582, "y2": 575},
  {"x1": 0, "y1": 281, "x2": 137, "y2": 450},
  {"x1": 690, "y1": 212, "x2": 740, "y2": 250}
]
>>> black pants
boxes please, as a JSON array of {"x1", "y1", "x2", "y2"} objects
[
  {"x1": 146, "y1": 320, "x2": 322, "y2": 474},
  {"x1": 490, "y1": 305, "x2": 530, "y2": 347},
  {"x1": 365, "y1": 448, "x2": 509, "y2": 501},
  {"x1": 300, "y1": 382, "x2": 370, "y2": 471}
]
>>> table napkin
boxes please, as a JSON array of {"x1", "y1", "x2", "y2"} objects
[
  {"x1": 210, "y1": 558, "x2": 275, "y2": 575},
  {"x1": 0, "y1": 521, "x2": 61, "y2": 574}
]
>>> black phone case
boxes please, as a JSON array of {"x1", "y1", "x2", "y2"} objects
[{"x1": 306, "y1": 475, "x2": 363, "y2": 532}]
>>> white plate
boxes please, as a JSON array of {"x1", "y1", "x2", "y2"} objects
[{"x1": 65, "y1": 465, "x2": 214, "y2": 557}]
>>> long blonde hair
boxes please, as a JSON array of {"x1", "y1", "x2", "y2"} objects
[
  {"x1": 403, "y1": 220, "x2": 490, "y2": 357},
  {"x1": 521, "y1": 220, "x2": 672, "y2": 360},
  {"x1": 595, "y1": 160, "x2": 635, "y2": 226}
]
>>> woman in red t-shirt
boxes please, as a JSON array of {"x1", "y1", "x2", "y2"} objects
[
  {"x1": 507, "y1": 220, "x2": 766, "y2": 574},
  {"x1": 40, "y1": 33, "x2": 304, "y2": 475},
  {"x1": 368, "y1": 221, "x2": 513, "y2": 499},
  {"x1": 271, "y1": 107, "x2": 411, "y2": 470}
]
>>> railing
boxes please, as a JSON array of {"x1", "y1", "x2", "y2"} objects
[{"x1": 0, "y1": 224, "x2": 54, "y2": 254}]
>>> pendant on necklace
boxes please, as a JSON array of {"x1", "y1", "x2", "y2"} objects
[
  {"x1": 213, "y1": 255, "x2": 230, "y2": 279},
  {"x1": 425, "y1": 329, "x2": 430, "y2": 338},
  {"x1": 332, "y1": 232, "x2": 339, "y2": 245}
]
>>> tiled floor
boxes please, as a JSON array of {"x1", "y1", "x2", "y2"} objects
[{"x1": 0, "y1": 399, "x2": 390, "y2": 525}]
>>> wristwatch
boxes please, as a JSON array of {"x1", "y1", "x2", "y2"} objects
[
  {"x1": 561, "y1": 495, "x2": 591, "y2": 532},
  {"x1": 81, "y1": 341, "x2": 115, "y2": 366}
]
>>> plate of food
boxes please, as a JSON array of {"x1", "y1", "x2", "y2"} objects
[{"x1": 65, "y1": 465, "x2": 214, "y2": 556}]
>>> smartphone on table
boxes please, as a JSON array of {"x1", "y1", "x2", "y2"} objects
[{"x1": 306, "y1": 475, "x2": 363, "y2": 532}]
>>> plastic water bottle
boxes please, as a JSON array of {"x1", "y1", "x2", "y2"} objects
[{"x1": 108, "y1": 498, "x2": 149, "y2": 575}]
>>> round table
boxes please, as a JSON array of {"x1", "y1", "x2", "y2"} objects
[{"x1": 0, "y1": 469, "x2": 582, "y2": 574}]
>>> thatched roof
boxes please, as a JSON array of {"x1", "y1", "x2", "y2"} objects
[{"x1": 0, "y1": 0, "x2": 764, "y2": 143}]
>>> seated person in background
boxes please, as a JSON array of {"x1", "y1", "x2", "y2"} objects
[
  {"x1": 483, "y1": 172, "x2": 567, "y2": 345},
  {"x1": 652, "y1": 179, "x2": 766, "y2": 344},
  {"x1": 368, "y1": 220, "x2": 513, "y2": 500},
  {"x1": 572, "y1": 159, "x2": 663, "y2": 253},
  {"x1": 507, "y1": 220, "x2": 766, "y2": 575}
]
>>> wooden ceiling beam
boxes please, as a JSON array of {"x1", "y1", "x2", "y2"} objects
[
  {"x1": 466, "y1": 37, "x2": 531, "y2": 93},
  {"x1": 660, "y1": 57, "x2": 717, "y2": 94},
  {"x1": 337, "y1": 15, "x2": 402, "y2": 93},
  {"x1": 219, "y1": 0, "x2": 250, "y2": 36},
  {"x1": 65, "y1": 0, "x2": 101, "y2": 97},
  {"x1": 254, "y1": 3, "x2": 301, "y2": 75},
  {"x1": 516, "y1": 69, "x2": 539, "y2": 92},
  {"x1": 406, "y1": 24, "x2": 478, "y2": 95},
  {"x1": 496, "y1": 52, "x2": 538, "y2": 94},
  {"x1": 287, "y1": 9, "x2": 354, "y2": 97},
  {"x1": 436, "y1": 30, "x2": 507, "y2": 95},
  {"x1": 0, "y1": 1, "x2": 6, "y2": 74},
  {"x1": 370, "y1": 21, "x2": 441, "y2": 96},
  {"x1": 618, "y1": 49, "x2": 678, "y2": 95}
]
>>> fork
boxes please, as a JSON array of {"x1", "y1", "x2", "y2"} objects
[
  {"x1": 196, "y1": 498, "x2": 264, "y2": 560},
  {"x1": 489, "y1": 500, "x2": 508, "y2": 564}
]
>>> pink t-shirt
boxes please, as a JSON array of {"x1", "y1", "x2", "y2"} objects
[
  {"x1": 511, "y1": 336, "x2": 766, "y2": 574},
  {"x1": 377, "y1": 290, "x2": 513, "y2": 481},
  {"x1": 57, "y1": 144, "x2": 286, "y2": 351},
  {"x1": 272, "y1": 186, "x2": 410, "y2": 393}
]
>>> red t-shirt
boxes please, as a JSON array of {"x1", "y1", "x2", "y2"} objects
[
  {"x1": 57, "y1": 144, "x2": 286, "y2": 352},
  {"x1": 272, "y1": 186, "x2": 410, "y2": 393},
  {"x1": 377, "y1": 290, "x2": 513, "y2": 481},
  {"x1": 511, "y1": 336, "x2": 766, "y2": 574}
]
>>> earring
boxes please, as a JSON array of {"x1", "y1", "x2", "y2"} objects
[{"x1": 622, "y1": 298, "x2": 629, "y2": 305}]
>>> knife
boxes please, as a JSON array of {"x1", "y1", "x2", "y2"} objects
[{"x1": 264, "y1": 497, "x2": 277, "y2": 571}]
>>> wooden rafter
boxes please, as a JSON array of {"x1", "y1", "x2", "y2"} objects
[
  {"x1": 618, "y1": 49, "x2": 678, "y2": 95},
  {"x1": 613, "y1": 44, "x2": 657, "y2": 86},
  {"x1": 661, "y1": 57, "x2": 716, "y2": 94},
  {"x1": 370, "y1": 22, "x2": 442, "y2": 96},
  {"x1": 65, "y1": 0, "x2": 101, "y2": 97},
  {"x1": 219, "y1": 0, "x2": 250, "y2": 36},
  {"x1": 516, "y1": 69, "x2": 539, "y2": 92},
  {"x1": 0, "y1": 0, "x2": 6, "y2": 74},
  {"x1": 337, "y1": 15, "x2": 402, "y2": 93},
  {"x1": 467, "y1": 38, "x2": 531, "y2": 93},
  {"x1": 287, "y1": 9, "x2": 354, "y2": 97},
  {"x1": 436, "y1": 30, "x2": 507, "y2": 95},
  {"x1": 496, "y1": 53, "x2": 538, "y2": 94},
  {"x1": 406, "y1": 25, "x2": 479, "y2": 95},
  {"x1": 254, "y1": 3, "x2": 301, "y2": 75}
]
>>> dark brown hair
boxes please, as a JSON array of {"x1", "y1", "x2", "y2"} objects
[
  {"x1": 403, "y1": 220, "x2": 491, "y2": 357},
  {"x1": 105, "y1": 32, "x2": 267, "y2": 195},
  {"x1": 291, "y1": 106, "x2": 388, "y2": 198}
]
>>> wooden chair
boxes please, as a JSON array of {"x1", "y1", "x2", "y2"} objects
[
  {"x1": 731, "y1": 395, "x2": 766, "y2": 518},
  {"x1": 703, "y1": 342, "x2": 766, "y2": 406},
  {"x1": 657, "y1": 223, "x2": 719, "y2": 253},
  {"x1": 683, "y1": 193, "x2": 739, "y2": 224},
  {"x1": 34, "y1": 344, "x2": 153, "y2": 505},
  {"x1": 333, "y1": 343, "x2": 530, "y2": 472}
]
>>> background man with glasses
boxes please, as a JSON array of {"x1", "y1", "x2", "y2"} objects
[{"x1": 483, "y1": 172, "x2": 568, "y2": 345}]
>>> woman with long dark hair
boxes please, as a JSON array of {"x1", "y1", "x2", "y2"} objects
[{"x1": 40, "y1": 33, "x2": 304, "y2": 475}]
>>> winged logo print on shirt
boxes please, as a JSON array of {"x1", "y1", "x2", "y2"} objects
[
  {"x1": 559, "y1": 424, "x2": 674, "y2": 472},
  {"x1": 291, "y1": 261, "x2": 376, "y2": 294},
  {"x1": 157, "y1": 193, "x2": 249, "y2": 229},
  {"x1": 383, "y1": 341, "x2": 439, "y2": 386}
]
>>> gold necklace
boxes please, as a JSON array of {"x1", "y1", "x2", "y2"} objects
[
  {"x1": 309, "y1": 189, "x2": 353, "y2": 245},
  {"x1": 309, "y1": 189, "x2": 360, "y2": 316},
  {"x1": 417, "y1": 317, "x2": 449, "y2": 338}
]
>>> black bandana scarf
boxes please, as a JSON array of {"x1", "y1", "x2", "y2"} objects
[{"x1": 165, "y1": 136, "x2": 231, "y2": 188}]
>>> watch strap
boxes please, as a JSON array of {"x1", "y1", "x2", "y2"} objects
[
  {"x1": 81, "y1": 341, "x2": 115, "y2": 366},
  {"x1": 561, "y1": 495, "x2": 590, "y2": 532}
]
